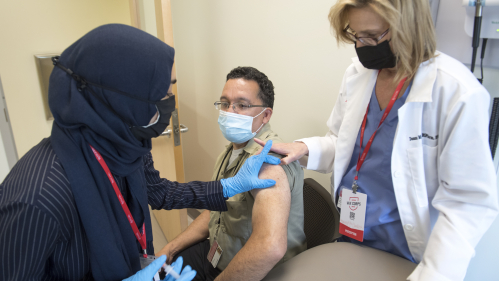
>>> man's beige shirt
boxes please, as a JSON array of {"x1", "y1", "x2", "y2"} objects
[{"x1": 208, "y1": 123, "x2": 307, "y2": 270}]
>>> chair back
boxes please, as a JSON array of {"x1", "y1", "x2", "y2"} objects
[{"x1": 303, "y1": 178, "x2": 341, "y2": 249}]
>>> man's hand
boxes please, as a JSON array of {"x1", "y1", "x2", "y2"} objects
[
  {"x1": 156, "y1": 210, "x2": 211, "y2": 266},
  {"x1": 122, "y1": 255, "x2": 196, "y2": 281},
  {"x1": 156, "y1": 243, "x2": 176, "y2": 265},
  {"x1": 221, "y1": 140, "x2": 281, "y2": 198},
  {"x1": 254, "y1": 139, "x2": 309, "y2": 166}
]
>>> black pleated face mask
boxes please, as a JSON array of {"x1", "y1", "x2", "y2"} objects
[
  {"x1": 130, "y1": 96, "x2": 176, "y2": 141},
  {"x1": 355, "y1": 40, "x2": 397, "y2": 69}
]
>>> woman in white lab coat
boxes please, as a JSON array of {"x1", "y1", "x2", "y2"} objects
[{"x1": 256, "y1": 0, "x2": 498, "y2": 280}]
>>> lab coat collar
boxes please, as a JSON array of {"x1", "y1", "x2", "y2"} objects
[
  {"x1": 351, "y1": 55, "x2": 438, "y2": 104},
  {"x1": 406, "y1": 55, "x2": 437, "y2": 103}
]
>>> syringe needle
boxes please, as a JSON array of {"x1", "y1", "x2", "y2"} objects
[{"x1": 162, "y1": 264, "x2": 181, "y2": 279}]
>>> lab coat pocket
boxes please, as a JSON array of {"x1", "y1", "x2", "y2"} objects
[{"x1": 407, "y1": 146, "x2": 429, "y2": 207}]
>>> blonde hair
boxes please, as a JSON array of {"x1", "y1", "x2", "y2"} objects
[{"x1": 329, "y1": 0, "x2": 437, "y2": 81}]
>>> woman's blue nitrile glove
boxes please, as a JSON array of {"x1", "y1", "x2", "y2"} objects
[
  {"x1": 123, "y1": 255, "x2": 165, "y2": 281},
  {"x1": 164, "y1": 256, "x2": 196, "y2": 281},
  {"x1": 221, "y1": 139, "x2": 281, "y2": 198},
  {"x1": 122, "y1": 255, "x2": 196, "y2": 281}
]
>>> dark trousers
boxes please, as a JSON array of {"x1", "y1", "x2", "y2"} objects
[{"x1": 173, "y1": 240, "x2": 222, "y2": 281}]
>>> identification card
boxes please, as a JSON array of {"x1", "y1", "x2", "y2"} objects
[
  {"x1": 339, "y1": 189, "x2": 367, "y2": 242},
  {"x1": 207, "y1": 240, "x2": 223, "y2": 268},
  {"x1": 139, "y1": 255, "x2": 161, "y2": 281}
]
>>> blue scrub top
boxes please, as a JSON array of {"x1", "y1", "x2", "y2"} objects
[{"x1": 337, "y1": 80, "x2": 415, "y2": 263}]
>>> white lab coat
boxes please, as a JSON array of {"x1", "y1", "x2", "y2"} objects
[{"x1": 299, "y1": 52, "x2": 498, "y2": 281}]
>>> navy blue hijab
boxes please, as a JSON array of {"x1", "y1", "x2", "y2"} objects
[{"x1": 49, "y1": 24, "x2": 174, "y2": 281}]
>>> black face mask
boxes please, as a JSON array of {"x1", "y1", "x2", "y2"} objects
[
  {"x1": 355, "y1": 40, "x2": 397, "y2": 69},
  {"x1": 130, "y1": 96, "x2": 176, "y2": 142}
]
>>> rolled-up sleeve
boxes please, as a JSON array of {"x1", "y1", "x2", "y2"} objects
[{"x1": 144, "y1": 153, "x2": 227, "y2": 211}]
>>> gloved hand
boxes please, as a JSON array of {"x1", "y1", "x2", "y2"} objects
[
  {"x1": 221, "y1": 140, "x2": 281, "y2": 198},
  {"x1": 123, "y1": 255, "x2": 196, "y2": 281},
  {"x1": 163, "y1": 256, "x2": 196, "y2": 281}
]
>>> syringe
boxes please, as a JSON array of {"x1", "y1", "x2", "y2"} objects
[{"x1": 161, "y1": 264, "x2": 180, "y2": 279}]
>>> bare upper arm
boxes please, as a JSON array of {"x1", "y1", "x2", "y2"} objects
[{"x1": 249, "y1": 163, "x2": 291, "y2": 238}]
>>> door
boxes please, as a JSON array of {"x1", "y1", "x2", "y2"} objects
[{"x1": 129, "y1": 0, "x2": 188, "y2": 243}]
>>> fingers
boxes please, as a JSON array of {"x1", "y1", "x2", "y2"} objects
[
  {"x1": 181, "y1": 270, "x2": 197, "y2": 281},
  {"x1": 166, "y1": 255, "x2": 173, "y2": 265},
  {"x1": 253, "y1": 139, "x2": 266, "y2": 155},
  {"x1": 263, "y1": 155, "x2": 281, "y2": 165},
  {"x1": 279, "y1": 156, "x2": 293, "y2": 166},
  {"x1": 178, "y1": 265, "x2": 197, "y2": 281},
  {"x1": 164, "y1": 256, "x2": 183, "y2": 281},
  {"x1": 151, "y1": 255, "x2": 167, "y2": 270},
  {"x1": 259, "y1": 140, "x2": 273, "y2": 156},
  {"x1": 258, "y1": 179, "x2": 277, "y2": 188},
  {"x1": 157, "y1": 247, "x2": 173, "y2": 264},
  {"x1": 253, "y1": 138, "x2": 266, "y2": 147},
  {"x1": 180, "y1": 265, "x2": 192, "y2": 274},
  {"x1": 172, "y1": 256, "x2": 183, "y2": 273},
  {"x1": 144, "y1": 255, "x2": 166, "y2": 277}
]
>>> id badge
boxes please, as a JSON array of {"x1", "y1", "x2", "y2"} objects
[
  {"x1": 207, "y1": 240, "x2": 223, "y2": 268},
  {"x1": 139, "y1": 255, "x2": 161, "y2": 281},
  {"x1": 339, "y1": 189, "x2": 367, "y2": 242}
]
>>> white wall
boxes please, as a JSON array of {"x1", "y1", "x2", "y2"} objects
[{"x1": 171, "y1": 0, "x2": 355, "y2": 191}]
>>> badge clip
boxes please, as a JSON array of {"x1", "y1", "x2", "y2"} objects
[{"x1": 352, "y1": 171, "x2": 360, "y2": 194}]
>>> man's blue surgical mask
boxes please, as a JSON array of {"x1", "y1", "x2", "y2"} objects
[{"x1": 218, "y1": 109, "x2": 266, "y2": 144}]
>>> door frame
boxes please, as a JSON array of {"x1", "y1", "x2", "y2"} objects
[
  {"x1": 129, "y1": 0, "x2": 188, "y2": 242},
  {"x1": 0, "y1": 75, "x2": 18, "y2": 170}
]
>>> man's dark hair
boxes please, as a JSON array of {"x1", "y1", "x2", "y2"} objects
[{"x1": 226, "y1": 66, "x2": 275, "y2": 109}]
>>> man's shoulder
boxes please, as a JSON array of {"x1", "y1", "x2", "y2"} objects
[
  {"x1": 251, "y1": 128, "x2": 304, "y2": 190},
  {"x1": 247, "y1": 126, "x2": 284, "y2": 156}
]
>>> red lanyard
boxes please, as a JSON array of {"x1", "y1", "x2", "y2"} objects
[
  {"x1": 353, "y1": 75, "x2": 407, "y2": 191},
  {"x1": 90, "y1": 145, "x2": 148, "y2": 258}
]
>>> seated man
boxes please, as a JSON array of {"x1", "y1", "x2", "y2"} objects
[{"x1": 157, "y1": 66, "x2": 306, "y2": 281}]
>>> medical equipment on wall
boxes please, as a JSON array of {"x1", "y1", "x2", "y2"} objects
[
  {"x1": 463, "y1": 0, "x2": 499, "y2": 40},
  {"x1": 489, "y1": 98, "x2": 499, "y2": 158},
  {"x1": 435, "y1": 0, "x2": 498, "y2": 71},
  {"x1": 462, "y1": 1, "x2": 499, "y2": 157},
  {"x1": 462, "y1": 0, "x2": 499, "y2": 77}
]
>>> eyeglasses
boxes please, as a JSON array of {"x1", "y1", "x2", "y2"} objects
[
  {"x1": 214, "y1": 101, "x2": 266, "y2": 112},
  {"x1": 343, "y1": 25, "x2": 390, "y2": 46}
]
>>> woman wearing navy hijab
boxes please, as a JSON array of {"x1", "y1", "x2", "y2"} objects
[{"x1": 0, "y1": 24, "x2": 279, "y2": 281}]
